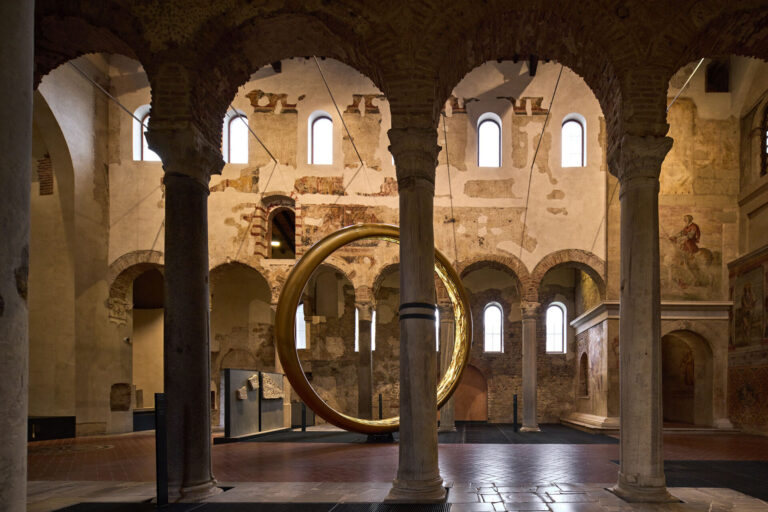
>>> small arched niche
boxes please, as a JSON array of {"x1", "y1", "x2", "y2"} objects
[{"x1": 661, "y1": 330, "x2": 714, "y2": 427}]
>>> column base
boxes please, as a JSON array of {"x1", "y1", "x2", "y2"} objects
[
  {"x1": 609, "y1": 474, "x2": 678, "y2": 503},
  {"x1": 385, "y1": 476, "x2": 447, "y2": 503},
  {"x1": 178, "y1": 480, "x2": 222, "y2": 502},
  {"x1": 519, "y1": 425, "x2": 541, "y2": 432},
  {"x1": 438, "y1": 425, "x2": 457, "y2": 432}
]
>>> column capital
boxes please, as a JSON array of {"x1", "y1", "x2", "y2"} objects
[
  {"x1": 356, "y1": 301, "x2": 374, "y2": 321},
  {"x1": 608, "y1": 134, "x2": 673, "y2": 185},
  {"x1": 388, "y1": 127, "x2": 440, "y2": 188},
  {"x1": 147, "y1": 124, "x2": 224, "y2": 189},
  {"x1": 520, "y1": 301, "x2": 540, "y2": 319}
]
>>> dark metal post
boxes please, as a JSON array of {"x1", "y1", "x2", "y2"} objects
[
  {"x1": 379, "y1": 393, "x2": 383, "y2": 419},
  {"x1": 154, "y1": 393, "x2": 168, "y2": 507},
  {"x1": 301, "y1": 402, "x2": 307, "y2": 432},
  {"x1": 513, "y1": 393, "x2": 518, "y2": 432}
]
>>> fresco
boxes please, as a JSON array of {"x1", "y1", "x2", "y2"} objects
[
  {"x1": 660, "y1": 208, "x2": 723, "y2": 300},
  {"x1": 732, "y1": 266, "x2": 764, "y2": 348}
]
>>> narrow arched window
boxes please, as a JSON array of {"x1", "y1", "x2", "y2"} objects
[
  {"x1": 269, "y1": 209, "x2": 296, "y2": 259},
  {"x1": 371, "y1": 309, "x2": 376, "y2": 351},
  {"x1": 579, "y1": 353, "x2": 589, "y2": 397},
  {"x1": 546, "y1": 302, "x2": 567, "y2": 353},
  {"x1": 562, "y1": 116, "x2": 585, "y2": 167},
  {"x1": 309, "y1": 112, "x2": 333, "y2": 165},
  {"x1": 478, "y1": 113, "x2": 501, "y2": 167},
  {"x1": 296, "y1": 303, "x2": 307, "y2": 349},
  {"x1": 226, "y1": 113, "x2": 249, "y2": 164},
  {"x1": 354, "y1": 307, "x2": 360, "y2": 352},
  {"x1": 483, "y1": 303, "x2": 503, "y2": 352},
  {"x1": 133, "y1": 105, "x2": 160, "y2": 162}
]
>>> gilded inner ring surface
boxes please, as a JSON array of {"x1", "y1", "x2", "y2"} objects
[{"x1": 274, "y1": 223, "x2": 473, "y2": 434}]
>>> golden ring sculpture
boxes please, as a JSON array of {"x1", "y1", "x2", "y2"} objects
[{"x1": 275, "y1": 223, "x2": 473, "y2": 434}]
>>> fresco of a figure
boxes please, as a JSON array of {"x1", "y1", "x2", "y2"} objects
[
  {"x1": 733, "y1": 267, "x2": 764, "y2": 347},
  {"x1": 660, "y1": 210, "x2": 722, "y2": 300}
]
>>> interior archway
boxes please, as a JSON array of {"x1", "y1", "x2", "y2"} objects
[{"x1": 661, "y1": 330, "x2": 714, "y2": 427}]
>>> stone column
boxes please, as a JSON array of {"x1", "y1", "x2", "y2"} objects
[
  {"x1": 147, "y1": 128, "x2": 223, "y2": 502},
  {"x1": 0, "y1": 2, "x2": 33, "y2": 510},
  {"x1": 610, "y1": 134, "x2": 675, "y2": 503},
  {"x1": 356, "y1": 299, "x2": 373, "y2": 419},
  {"x1": 385, "y1": 126, "x2": 445, "y2": 502},
  {"x1": 520, "y1": 301, "x2": 540, "y2": 432},
  {"x1": 438, "y1": 304, "x2": 456, "y2": 432}
]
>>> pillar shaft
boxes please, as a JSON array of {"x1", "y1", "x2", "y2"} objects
[
  {"x1": 357, "y1": 304, "x2": 373, "y2": 419},
  {"x1": 611, "y1": 134, "x2": 674, "y2": 503},
  {"x1": 386, "y1": 126, "x2": 445, "y2": 503},
  {"x1": 438, "y1": 306, "x2": 456, "y2": 432},
  {"x1": 520, "y1": 302, "x2": 540, "y2": 432},
  {"x1": 163, "y1": 173, "x2": 219, "y2": 501},
  {"x1": 0, "y1": 1, "x2": 34, "y2": 510}
]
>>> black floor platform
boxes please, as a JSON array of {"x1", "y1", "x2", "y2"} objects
[{"x1": 250, "y1": 422, "x2": 618, "y2": 445}]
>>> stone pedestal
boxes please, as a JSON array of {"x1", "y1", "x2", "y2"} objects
[
  {"x1": 520, "y1": 301, "x2": 540, "y2": 432},
  {"x1": 385, "y1": 126, "x2": 445, "y2": 503},
  {"x1": 357, "y1": 302, "x2": 373, "y2": 420},
  {"x1": 610, "y1": 135, "x2": 676, "y2": 503},
  {"x1": 0, "y1": 2, "x2": 34, "y2": 510},
  {"x1": 438, "y1": 305, "x2": 456, "y2": 432}
]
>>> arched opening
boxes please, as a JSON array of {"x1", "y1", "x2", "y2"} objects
[
  {"x1": 661, "y1": 330, "x2": 714, "y2": 427},
  {"x1": 477, "y1": 113, "x2": 502, "y2": 167},
  {"x1": 454, "y1": 365, "x2": 488, "y2": 422},
  {"x1": 210, "y1": 263, "x2": 273, "y2": 426},
  {"x1": 561, "y1": 114, "x2": 586, "y2": 167},
  {"x1": 131, "y1": 268, "x2": 164, "y2": 410},
  {"x1": 269, "y1": 208, "x2": 296, "y2": 259},
  {"x1": 224, "y1": 110, "x2": 249, "y2": 164}
]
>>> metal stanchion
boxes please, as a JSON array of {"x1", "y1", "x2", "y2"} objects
[{"x1": 154, "y1": 393, "x2": 168, "y2": 507}]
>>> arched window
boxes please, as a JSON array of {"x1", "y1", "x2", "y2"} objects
[
  {"x1": 296, "y1": 303, "x2": 307, "y2": 350},
  {"x1": 224, "y1": 111, "x2": 248, "y2": 164},
  {"x1": 269, "y1": 209, "x2": 296, "y2": 259},
  {"x1": 546, "y1": 302, "x2": 567, "y2": 353},
  {"x1": 309, "y1": 111, "x2": 333, "y2": 165},
  {"x1": 483, "y1": 302, "x2": 503, "y2": 352},
  {"x1": 477, "y1": 113, "x2": 502, "y2": 167},
  {"x1": 561, "y1": 114, "x2": 586, "y2": 167},
  {"x1": 132, "y1": 105, "x2": 160, "y2": 162},
  {"x1": 761, "y1": 105, "x2": 767, "y2": 176},
  {"x1": 579, "y1": 353, "x2": 589, "y2": 397},
  {"x1": 354, "y1": 307, "x2": 360, "y2": 352},
  {"x1": 371, "y1": 310, "x2": 376, "y2": 351}
]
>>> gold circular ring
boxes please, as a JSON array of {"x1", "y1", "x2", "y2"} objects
[{"x1": 275, "y1": 223, "x2": 472, "y2": 434}]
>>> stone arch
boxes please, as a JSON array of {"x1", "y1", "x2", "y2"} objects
[
  {"x1": 456, "y1": 254, "x2": 531, "y2": 299},
  {"x1": 34, "y1": 3, "x2": 150, "y2": 88},
  {"x1": 372, "y1": 262, "x2": 401, "y2": 303},
  {"x1": 530, "y1": 249, "x2": 606, "y2": 302},
  {"x1": 660, "y1": 329, "x2": 715, "y2": 427},
  {"x1": 209, "y1": 261, "x2": 272, "y2": 306},
  {"x1": 107, "y1": 250, "x2": 164, "y2": 325},
  {"x1": 436, "y1": 5, "x2": 623, "y2": 156}
]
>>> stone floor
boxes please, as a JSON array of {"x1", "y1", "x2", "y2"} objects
[
  {"x1": 26, "y1": 481, "x2": 768, "y2": 511},
  {"x1": 26, "y1": 428, "x2": 768, "y2": 511}
]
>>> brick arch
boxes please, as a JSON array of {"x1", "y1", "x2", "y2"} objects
[
  {"x1": 107, "y1": 250, "x2": 164, "y2": 325},
  {"x1": 434, "y1": 5, "x2": 623, "y2": 150},
  {"x1": 35, "y1": 3, "x2": 149, "y2": 88},
  {"x1": 530, "y1": 249, "x2": 606, "y2": 301},
  {"x1": 456, "y1": 254, "x2": 532, "y2": 299}
]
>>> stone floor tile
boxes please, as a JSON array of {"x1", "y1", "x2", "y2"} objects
[
  {"x1": 449, "y1": 504, "x2": 497, "y2": 512},
  {"x1": 501, "y1": 493, "x2": 546, "y2": 503},
  {"x1": 501, "y1": 501, "x2": 551, "y2": 511},
  {"x1": 549, "y1": 493, "x2": 598, "y2": 503},
  {"x1": 549, "y1": 503, "x2": 605, "y2": 512},
  {"x1": 449, "y1": 491, "x2": 482, "y2": 503},
  {"x1": 482, "y1": 493, "x2": 504, "y2": 503}
]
